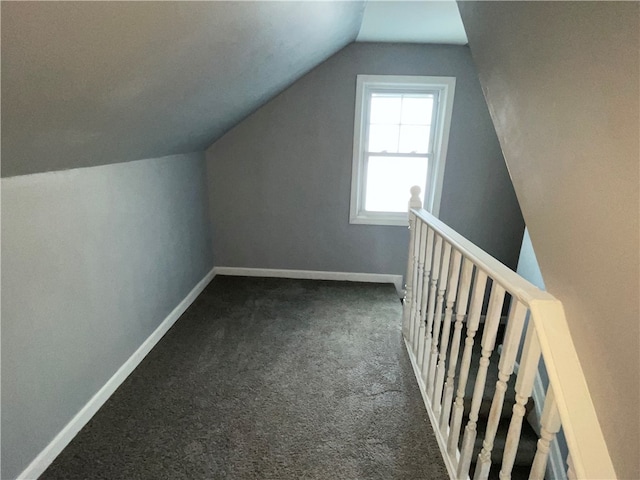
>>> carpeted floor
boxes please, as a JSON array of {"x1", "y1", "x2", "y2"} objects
[{"x1": 41, "y1": 276, "x2": 449, "y2": 479}]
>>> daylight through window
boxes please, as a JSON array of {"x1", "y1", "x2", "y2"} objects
[{"x1": 350, "y1": 75, "x2": 456, "y2": 226}]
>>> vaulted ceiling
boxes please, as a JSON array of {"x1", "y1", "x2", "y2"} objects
[{"x1": 1, "y1": 1, "x2": 466, "y2": 177}]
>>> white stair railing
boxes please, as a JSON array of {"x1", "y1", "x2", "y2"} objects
[{"x1": 402, "y1": 187, "x2": 616, "y2": 480}]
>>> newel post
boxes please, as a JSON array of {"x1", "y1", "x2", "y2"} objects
[
  {"x1": 402, "y1": 186, "x2": 424, "y2": 337},
  {"x1": 409, "y1": 185, "x2": 423, "y2": 211}
]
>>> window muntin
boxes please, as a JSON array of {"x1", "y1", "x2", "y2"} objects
[
  {"x1": 350, "y1": 75, "x2": 455, "y2": 226},
  {"x1": 367, "y1": 93, "x2": 434, "y2": 154}
]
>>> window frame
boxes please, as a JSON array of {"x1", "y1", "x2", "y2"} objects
[{"x1": 349, "y1": 75, "x2": 456, "y2": 226}]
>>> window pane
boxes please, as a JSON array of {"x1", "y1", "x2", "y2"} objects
[
  {"x1": 370, "y1": 95, "x2": 402, "y2": 124},
  {"x1": 368, "y1": 124, "x2": 399, "y2": 153},
  {"x1": 401, "y1": 96, "x2": 434, "y2": 125},
  {"x1": 399, "y1": 125, "x2": 431, "y2": 153},
  {"x1": 365, "y1": 156, "x2": 428, "y2": 212}
]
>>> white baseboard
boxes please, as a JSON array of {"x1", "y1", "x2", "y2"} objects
[
  {"x1": 17, "y1": 268, "x2": 216, "y2": 480},
  {"x1": 213, "y1": 266, "x2": 404, "y2": 297}
]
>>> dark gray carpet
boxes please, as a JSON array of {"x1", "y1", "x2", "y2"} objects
[{"x1": 41, "y1": 276, "x2": 449, "y2": 479}]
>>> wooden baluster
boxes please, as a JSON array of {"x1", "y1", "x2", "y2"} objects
[
  {"x1": 409, "y1": 221, "x2": 422, "y2": 348},
  {"x1": 402, "y1": 211, "x2": 418, "y2": 339},
  {"x1": 407, "y1": 220, "x2": 419, "y2": 346},
  {"x1": 458, "y1": 281, "x2": 506, "y2": 479},
  {"x1": 416, "y1": 226, "x2": 435, "y2": 366},
  {"x1": 439, "y1": 258, "x2": 473, "y2": 437},
  {"x1": 473, "y1": 300, "x2": 528, "y2": 480},
  {"x1": 409, "y1": 221, "x2": 424, "y2": 351},
  {"x1": 566, "y1": 454, "x2": 577, "y2": 480},
  {"x1": 406, "y1": 186, "x2": 425, "y2": 353},
  {"x1": 499, "y1": 322, "x2": 541, "y2": 480},
  {"x1": 419, "y1": 234, "x2": 442, "y2": 373},
  {"x1": 414, "y1": 224, "x2": 429, "y2": 358},
  {"x1": 447, "y1": 268, "x2": 488, "y2": 459},
  {"x1": 529, "y1": 386, "x2": 562, "y2": 480},
  {"x1": 432, "y1": 248, "x2": 462, "y2": 415},
  {"x1": 426, "y1": 241, "x2": 452, "y2": 401}
]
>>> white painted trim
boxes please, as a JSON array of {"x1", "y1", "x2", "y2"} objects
[
  {"x1": 411, "y1": 209, "x2": 615, "y2": 478},
  {"x1": 411, "y1": 208, "x2": 558, "y2": 306},
  {"x1": 349, "y1": 74, "x2": 456, "y2": 225},
  {"x1": 213, "y1": 266, "x2": 404, "y2": 298},
  {"x1": 348, "y1": 214, "x2": 410, "y2": 227},
  {"x1": 16, "y1": 268, "x2": 216, "y2": 480},
  {"x1": 404, "y1": 337, "x2": 460, "y2": 480},
  {"x1": 428, "y1": 76, "x2": 455, "y2": 218}
]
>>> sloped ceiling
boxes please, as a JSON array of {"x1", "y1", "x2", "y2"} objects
[
  {"x1": 1, "y1": 1, "x2": 365, "y2": 177},
  {"x1": 356, "y1": 0, "x2": 467, "y2": 44}
]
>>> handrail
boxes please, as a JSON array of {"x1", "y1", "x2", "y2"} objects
[
  {"x1": 528, "y1": 299, "x2": 615, "y2": 479},
  {"x1": 404, "y1": 198, "x2": 616, "y2": 479},
  {"x1": 411, "y1": 208, "x2": 557, "y2": 305}
]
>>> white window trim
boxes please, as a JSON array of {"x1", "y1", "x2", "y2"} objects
[{"x1": 349, "y1": 74, "x2": 456, "y2": 226}]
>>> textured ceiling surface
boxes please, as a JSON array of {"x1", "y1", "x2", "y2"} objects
[{"x1": 1, "y1": 1, "x2": 365, "y2": 177}]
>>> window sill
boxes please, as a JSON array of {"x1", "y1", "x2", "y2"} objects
[{"x1": 349, "y1": 213, "x2": 409, "y2": 227}]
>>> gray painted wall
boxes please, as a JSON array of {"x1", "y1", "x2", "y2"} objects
[
  {"x1": 459, "y1": 2, "x2": 639, "y2": 478},
  {"x1": 1, "y1": 153, "x2": 213, "y2": 479},
  {"x1": 206, "y1": 42, "x2": 524, "y2": 276},
  {"x1": 1, "y1": 1, "x2": 364, "y2": 177}
]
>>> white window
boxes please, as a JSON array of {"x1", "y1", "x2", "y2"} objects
[{"x1": 349, "y1": 75, "x2": 456, "y2": 226}]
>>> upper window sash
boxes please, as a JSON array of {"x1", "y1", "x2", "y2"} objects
[{"x1": 363, "y1": 88, "x2": 440, "y2": 156}]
